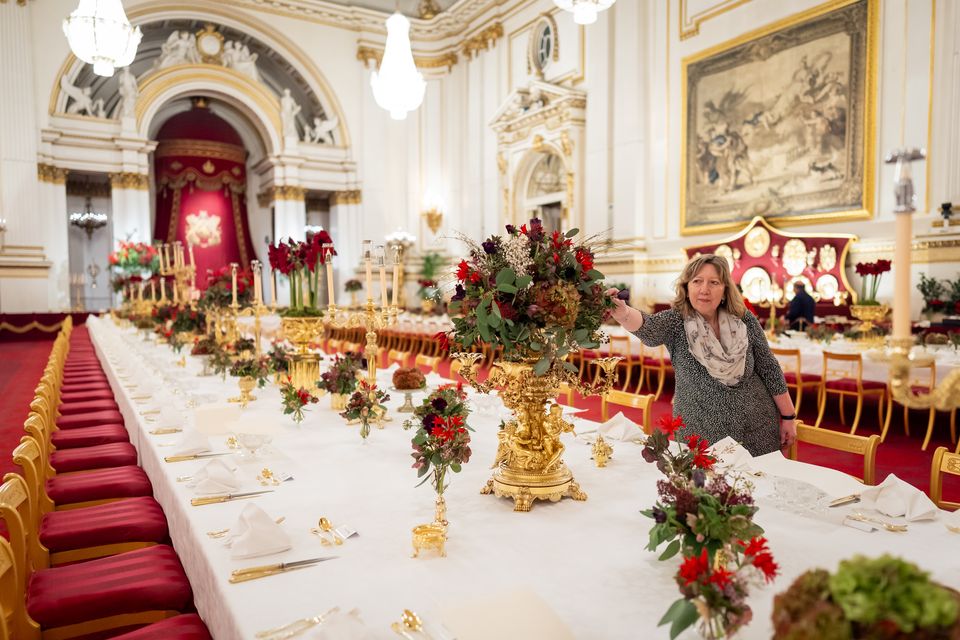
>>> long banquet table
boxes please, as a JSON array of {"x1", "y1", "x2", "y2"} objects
[{"x1": 87, "y1": 316, "x2": 960, "y2": 640}]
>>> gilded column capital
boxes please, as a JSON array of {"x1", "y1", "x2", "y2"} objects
[
  {"x1": 462, "y1": 23, "x2": 504, "y2": 60},
  {"x1": 331, "y1": 190, "x2": 362, "y2": 206},
  {"x1": 109, "y1": 172, "x2": 149, "y2": 191},
  {"x1": 37, "y1": 163, "x2": 69, "y2": 185},
  {"x1": 275, "y1": 185, "x2": 306, "y2": 202}
]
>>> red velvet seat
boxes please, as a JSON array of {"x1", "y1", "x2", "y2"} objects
[
  {"x1": 40, "y1": 497, "x2": 168, "y2": 553},
  {"x1": 63, "y1": 370, "x2": 108, "y2": 380},
  {"x1": 51, "y1": 441, "x2": 138, "y2": 472},
  {"x1": 61, "y1": 381, "x2": 112, "y2": 394},
  {"x1": 784, "y1": 371, "x2": 823, "y2": 384},
  {"x1": 112, "y1": 614, "x2": 212, "y2": 640},
  {"x1": 58, "y1": 398, "x2": 119, "y2": 415},
  {"x1": 46, "y1": 465, "x2": 152, "y2": 505},
  {"x1": 642, "y1": 356, "x2": 671, "y2": 366},
  {"x1": 57, "y1": 409, "x2": 125, "y2": 429},
  {"x1": 64, "y1": 363, "x2": 103, "y2": 372},
  {"x1": 824, "y1": 378, "x2": 886, "y2": 392},
  {"x1": 60, "y1": 389, "x2": 116, "y2": 403},
  {"x1": 26, "y1": 545, "x2": 192, "y2": 628},
  {"x1": 51, "y1": 423, "x2": 128, "y2": 449}
]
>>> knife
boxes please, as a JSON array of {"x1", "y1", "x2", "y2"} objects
[
  {"x1": 150, "y1": 427, "x2": 182, "y2": 435},
  {"x1": 828, "y1": 493, "x2": 861, "y2": 507},
  {"x1": 165, "y1": 452, "x2": 232, "y2": 463},
  {"x1": 231, "y1": 557, "x2": 335, "y2": 577},
  {"x1": 228, "y1": 563, "x2": 322, "y2": 584},
  {"x1": 190, "y1": 490, "x2": 274, "y2": 506}
]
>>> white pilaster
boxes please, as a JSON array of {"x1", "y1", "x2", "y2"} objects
[
  {"x1": 40, "y1": 180, "x2": 70, "y2": 310},
  {"x1": 110, "y1": 178, "x2": 152, "y2": 243}
]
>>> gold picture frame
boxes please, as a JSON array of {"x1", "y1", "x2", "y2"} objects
[{"x1": 680, "y1": 0, "x2": 877, "y2": 235}]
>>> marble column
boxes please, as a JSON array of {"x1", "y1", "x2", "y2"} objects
[
  {"x1": 110, "y1": 173, "x2": 152, "y2": 243},
  {"x1": 329, "y1": 190, "x2": 362, "y2": 302},
  {"x1": 37, "y1": 166, "x2": 70, "y2": 309},
  {"x1": 267, "y1": 186, "x2": 306, "y2": 306}
]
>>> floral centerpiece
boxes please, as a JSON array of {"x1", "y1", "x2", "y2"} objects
[
  {"x1": 318, "y1": 353, "x2": 362, "y2": 409},
  {"x1": 446, "y1": 217, "x2": 609, "y2": 374},
  {"x1": 854, "y1": 259, "x2": 891, "y2": 305},
  {"x1": 229, "y1": 356, "x2": 271, "y2": 388},
  {"x1": 279, "y1": 376, "x2": 319, "y2": 424},
  {"x1": 199, "y1": 266, "x2": 253, "y2": 310},
  {"x1": 268, "y1": 231, "x2": 336, "y2": 317},
  {"x1": 642, "y1": 415, "x2": 775, "y2": 639},
  {"x1": 405, "y1": 383, "x2": 473, "y2": 525},
  {"x1": 108, "y1": 241, "x2": 159, "y2": 275},
  {"x1": 772, "y1": 555, "x2": 959, "y2": 639},
  {"x1": 268, "y1": 343, "x2": 291, "y2": 379},
  {"x1": 340, "y1": 379, "x2": 390, "y2": 440}
]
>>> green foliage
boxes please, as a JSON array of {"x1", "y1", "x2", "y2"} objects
[
  {"x1": 829, "y1": 555, "x2": 959, "y2": 632},
  {"x1": 420, "y1": 252, "x2": 446, "y2": 280}
]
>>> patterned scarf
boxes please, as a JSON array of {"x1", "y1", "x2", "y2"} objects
[{"x1": 684, "y1": 308, "x2": 748, "y2": 386}]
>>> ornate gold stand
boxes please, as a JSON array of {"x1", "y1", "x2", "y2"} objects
[
  {"x1": 456, "y1": 353, "x2": 620, "y2": 512},
  {"x1": 850, "y1": 304, "x2": 890, "y2": 333},
  {"x1": 281, "y1": 316, "x2": 326, "y2": 395},
  {"x1": 228, "y1": 376, "x2": 257, "y2": 408}
]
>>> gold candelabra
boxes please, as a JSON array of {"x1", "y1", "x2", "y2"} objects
[
  {"x1": 756, "y1": 284, "x2": 787, "y2": 338},
  {"x1": 885, "y1": 148, "x2": 960, "y2": 413},
  {"x1": 229, "y1": 261, "x2": 269, "y2": 358},
  {"x1": 324, "y1": 300, "x2": 399, "y2": 384},
  {"x1": 157, "y1": 240, "x2": 196, "y2": 307}
]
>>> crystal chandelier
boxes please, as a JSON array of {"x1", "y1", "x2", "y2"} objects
[
  {"x1": 554, "y1": 0, "x2": 616, "y2": 25},
  {"x1": 370, "y1": 12, "x2": 425, "y2": 120},
  {"x1": 63, "y1": 0, "x2": 142, "y2": 77},
  {"x1": 69, "y1": 197, "x2": 108, "y2": 239}
]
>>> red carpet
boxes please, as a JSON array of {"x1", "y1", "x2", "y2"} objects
[{"x1": 0, "y1": 336, "x2": 57, "y2": 480}]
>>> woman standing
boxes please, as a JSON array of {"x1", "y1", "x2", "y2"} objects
[{"x1": 608, "y1": 255, "x2": 797, "y2": 455}]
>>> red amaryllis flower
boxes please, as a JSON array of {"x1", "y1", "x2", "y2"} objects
[
  {"x1": 739, "y1": 537, "x2": 769, "y2": 557},
  {"x1": 575, "y1": 248, "x2": 594, "y2": 272},
  {"x1": 268, "y1": 242, "x2": 292, "y2": 275},
  {"x1": 657, "y1": 414, "x2": 685, "y2": 439},
  {"x1": 709, "y1": 566, "x2": 734, "y2": 588},
  {"x1": 752, "y1": 551, "x2": 779, "y2": 582},
  {"x1": 687, "y1": 434, "x2": 717, "y2": 469},
  {"x1": 678, "y1": 548, "x2": 710, "y2": 586},
  {"x1": 434, "y1": 331, "x2": 451, "y2": 352}
]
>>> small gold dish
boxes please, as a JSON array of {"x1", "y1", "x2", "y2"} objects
[{"x1": 411, "y1": 523, "x2": 447, "y2": 558}]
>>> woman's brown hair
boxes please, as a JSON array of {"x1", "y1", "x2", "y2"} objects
[{"x1": 672, "y1": 254, "x2": 747, "y2": 319}]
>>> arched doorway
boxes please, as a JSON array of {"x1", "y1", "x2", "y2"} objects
[
  {"x1": 519, "y1": 150, "x2": 567, "y2": 233},
  {"x1": 153, "y1": 99, "x2": 257, "y2": 289}
]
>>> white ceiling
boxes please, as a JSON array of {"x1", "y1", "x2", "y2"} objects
[{"x1": 328, "y1": 0, "x2": 459, "y2": 17}]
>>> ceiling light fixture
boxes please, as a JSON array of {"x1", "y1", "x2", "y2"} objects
[
  {"x1": 553, "y1": 0, "x2": 616, "y2": 25},
  {"x1": 62, "y1": 0, "x2": 142, "y2": 77},
  {"x1": 69, "y1": 197, "x2": 108, "y2": 239},
  {"x1": 370, "y1": 12, "x2": 425, "y2": 120}
]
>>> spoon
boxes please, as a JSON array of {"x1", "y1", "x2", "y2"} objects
[
  {"x1": 319, "y1": 517, "x2": 344, "y2": 545},
  {"x1": 402, "y1": 610, "x2": 434, "y2": 639}
]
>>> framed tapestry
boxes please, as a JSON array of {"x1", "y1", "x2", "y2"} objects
[{"x1": 680, "y1": 0, "x2": 877, "y2": 235}]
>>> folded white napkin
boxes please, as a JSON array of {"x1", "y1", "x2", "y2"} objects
[
  {"x1": 189, "y1": 459, "x2": 241, "y2": 495},
  {"x1": 710, "y1": 436, "x2": 754, "y2": 472},
  {"x1": 860, "y1": 474, "x2": 938, "y2": 521},
  {"x1": 944, "y1": 507, "x2": 960, "y2": 531},
  {"x1": 171, "y1": 430, "x2": 212, "y2": 456},
  {"x1": 597, "y1": 412, "x2": 645, "y2": 443},
  {"x1": 424, "y1": 371, "x2": 447, "y2": 387},
  {"x1": 226, "y1": 503, "x2": 291, "y2": 559},
  {"x1": 154, "y1": 405, "x2": 183, "y2": 428}
]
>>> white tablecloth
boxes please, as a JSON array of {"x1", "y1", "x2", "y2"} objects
[{"x1": 87, "y1": 317, "x2": 960, "y2": 640}]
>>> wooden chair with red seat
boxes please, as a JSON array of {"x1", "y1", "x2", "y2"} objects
[
  {"x1": 881, "y1": 358, "x2": 942, "y2": 449},
  {"x1": 414, "y1": 354, "x2": 441, "y2": 374},
  {"x1": 14, "y1": 436, "x2": 152, "y2": 512},
  {"x1": 387, "y1": 349, "x2": 411, "y2": 368},
  {"x1": 770, "y1": 347, "x2": 821, "y2": 415},
  {"x1": 814, "y1": 351, "x2": 886, "y2": 435},
  {"x1": 637, "y1": 343, "x2": 671, "y2": 400},
  {"x1": 787, "y1": 421, "x2": 880, "y2": 485},
  {"x1": 929, "y1": 446, "x2": 960, "y2": 510},
  {"x1": 600, "y1": 390, "x2": 655, "y2": 434},
  {"x1": 0, "y1": 477, "x2": 192, "y2": 640}
]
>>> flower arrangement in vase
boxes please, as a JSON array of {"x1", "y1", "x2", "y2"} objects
[
  {"x1": 641, "y1": 415, "x2": 775, "y2": 639},
  {"x1": 447, "y1": 217, "x2": 609, "y2": 374},
  {"x1": 918, "y1": 273, "x2": 948, "y2": 317},
  {"x1": 318, "y1": 353, "x2": 362, "y2": 409},
  {"x1": 772, "y1": 555, "x2": 959, "y2": 639},
  {"x1": 268, "y1": 231, "x2": 336, "y2": 317},
  {"x1": 229, "y1": 356, "x2": 271, "y2": 387},
  {"x1": 405, "y1": 383, "x2": 473, "y2": 525},
  {"x1": 279, "y1": 376, "x2": 319, "y2": 424},
  {"x1": 853, "y1": 259, "x2": 891, "y2": 305},
  {"x1": 199, "y1": 266, "x2": 253, "y2": 310},
  {"x1": 108, "y1": 241, "x2": 159, "y2": 275},
  {"x1": 340, "y1": 379, "x2": 390, "y2": 440},
  {"x1": 268, "y1": 343, "x2": 291, "y2": 381}
]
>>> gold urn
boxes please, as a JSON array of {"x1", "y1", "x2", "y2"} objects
[
  {"x1": 281, "y1": 316, "x2": 325, "y2": 396},
  {"x1": 849, "y1": 303, "x2": 889, "y2": 333}
]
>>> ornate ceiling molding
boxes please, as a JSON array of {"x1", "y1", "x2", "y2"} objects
[
  {"x1": 109, "y1": 172, "x2": 150, "y2": 191},
  {"x1": 37, "y1": 163, "x2": 69, "y2": 185},
  {"x1": 331, "y1": 189, "x2": 362, "y2": 205},
  {"x1": 462, "y1": 22, "x2": 504, "y2": 59}
]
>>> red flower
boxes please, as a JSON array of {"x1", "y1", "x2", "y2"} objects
[
  {"x1": 456, "y1": 260, "x2": 471, "y2": 282},
  {"x1": 687, "y1": 434, "x2": 717, "y2": 469},
  {"x1": 575, "y1": 248, "x2": 594, "y2": 272},
  {"x1": 520, "y1": 224, "x2": 528, "y2": 236},
  {"x1": 434, "y1": 331, "x2": 451, "y2": 352},
  {"x1": 657, "y1": 414, "x2": 685, "y2": 439},
  {"x1": 495, "y1": 300, "x2": 518, "y2": 320},
  {"x1": 268, "y1": 242, "x2": 292, "y2": 275},
  {"x1": 709, "y1": 566, "x2": 733, "y2": 588},
  {"x1": 739, "y1": 537, "x2": 768, "y2": 557},
  {"x1": 678, "y1": 548, "x2": 710, "y2": 586},
  {"x1": 468, "y1": 271, "x2": 481, "y2": 284},
  {"x1": 752, "y1": 552, "x2": 779, "y2": 582},
  {"x1": 552, "y1": 252, "x2": 560, "y2": 264}
]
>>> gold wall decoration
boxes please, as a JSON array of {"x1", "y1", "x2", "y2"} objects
[
  {"x1": 331, "y1": 190, "x2": 362, "y2": 206},
  {"x1": 531, "y1": 134, "x2": 545, "y2": 152},
  {"x1": 256, "y1": 190, "x2": 272, "y2": 209},
  {"x1": 681, "y1": 0, "x2": 877, "y2": 235},
  {"x1": 462, "y1": 23, "x2": 504, "y2": 60},
  {"x1": 66, "y1": 178, "x2": 111, "y2": 198},
  {"x1": 357, "y1": 46, "x2": 458, "y2": 72},
  {"x1": 201, "y1": 160, "x2": 216, "y2": 174},
  {"x1": 276, "y1": 186, "x2": 306, "y2": 202},
  {"x1": 156, "y1": 139, "x2": 246, "y2": 163},
  {"x1": 497, "y1": 153, "x2": 507, "y2": 175},
  {"x1": 560, "y1": 130, "x2": 573, "y2": 157},
  {"x1": 679, "y1": 0, "x2": 754, "y2": 40},
  {"x1": 109, "y1": 172, "x2": 150, "y2": 191},
  {"x1": 37, "y1": 164, "x2": 69, "y2": 185},
  {"x1": 195, "y1": 24, "x2": 225, "y2": 65}
]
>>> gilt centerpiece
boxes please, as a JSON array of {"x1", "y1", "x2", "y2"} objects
[{"x1": 447, "y1": 218, "x2": 620, "y2": 511}]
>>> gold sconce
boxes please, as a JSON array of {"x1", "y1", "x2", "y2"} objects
[{"x1": 422, "y1": 207, "x2": 442, "y2": 235}]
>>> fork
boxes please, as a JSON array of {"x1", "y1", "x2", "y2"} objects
[
  {"x1": 849, "y1": 513, "x2": 908, "y2": 532},
  {"x1": 255, "y1": 606, "x2": 339, "y2": 640}
]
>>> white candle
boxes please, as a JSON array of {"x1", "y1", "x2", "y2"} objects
[
  {"x1": 160, "y1": 277, "x2": 166, "y2": 301},
  {"x1": 326, "y1": 260, "x2": 335, "y2": 307},
  {"x1": 172, "y1": 278, "x2": 179, "y2": 304},
  {"x1": 379, "y1": 263, "x2": 388, "y2": 310},
  {"x1": 231, "y1": 264, "x2": 238, "y2": 307},
  {"x1": 149, "y1": 279, "x2": 156, "y2": 300},
  {"x1": 893, "y1": 213, "x2": 912, "y2": 340},
  {"x1": 252, "y1": 261, "x2": 262, "y2": 305},
  {"x1": 391, "y1": 263, "x2": 399, "y2": 308},
  {"x1": 271, "y1": 269, "x2": 277, "y2": 307}
]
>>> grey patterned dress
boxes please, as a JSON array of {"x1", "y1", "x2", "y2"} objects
[{"x1": 633, "y1": 308, "x2": 788, "y2": 455}]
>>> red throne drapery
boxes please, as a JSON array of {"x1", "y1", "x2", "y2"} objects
[{"x1": 153, "y1": 106, "x2": 257, "y2": 290}]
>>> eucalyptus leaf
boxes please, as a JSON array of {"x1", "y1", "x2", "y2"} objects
[
  {"x1": 497, "y1": 283, "x2": 518, "y2": 294},
  {"x1": 565, "y1": 228, "x2": 580, "y2": 238},
  {"x1": 495, "y1": 268, "x2": 516, "y2": 286},
  {"x1": 533, "y1": 358, "x2": 550, "y2": 376},
  {"x1": 658, "y1": 539, "x2": 681, "y2": 561}
]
